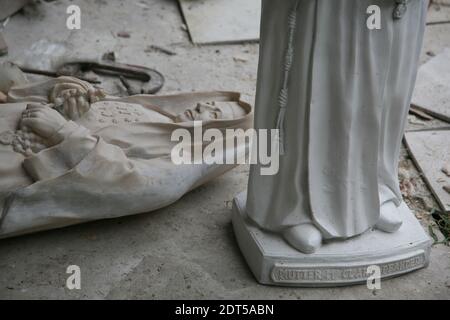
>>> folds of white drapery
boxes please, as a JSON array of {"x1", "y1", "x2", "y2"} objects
[
  {"x1": 247, "y1": 0, "x2": 427, "y2": 239},
  {"x1": 0, "y1": 79, "x2": 253, "y2": 238}
]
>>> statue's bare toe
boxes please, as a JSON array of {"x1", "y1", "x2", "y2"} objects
[
  {"x1": 376, "y1": 201, "x2": 403, "y2": 233},
  {"x1": 282, "y1": 224, "x2": 322, "y2": 254}
]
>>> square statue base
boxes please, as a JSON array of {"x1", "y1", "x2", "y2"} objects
[{"x1": 232, "y1": 192, "x2": 432, "y2": 287}]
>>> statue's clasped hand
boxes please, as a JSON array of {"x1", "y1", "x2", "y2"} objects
[
  {"x1": 49, "y1": 83, "x2": 104, "y2": 121},
  {"x1": 14, "y1": 82, "x2": 104, "y2": 156}
]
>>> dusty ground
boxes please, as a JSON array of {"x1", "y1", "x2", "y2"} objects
[{"x1": 0, "y1": 0, "x2": 449, "y2": 299}]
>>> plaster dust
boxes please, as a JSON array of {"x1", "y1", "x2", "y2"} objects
[{"x1": 0, "y1": 0, "x2": 448, "y2": 299}]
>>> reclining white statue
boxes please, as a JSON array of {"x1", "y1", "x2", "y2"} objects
[{"x1": 0, "y1": 64, "x2": 252, "y2": 238}]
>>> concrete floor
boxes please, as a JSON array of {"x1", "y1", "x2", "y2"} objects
[{"x1": 0, "y1": 0, "x2": 449, "y2": 299}]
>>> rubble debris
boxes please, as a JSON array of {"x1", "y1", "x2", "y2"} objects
[
  {"x1": 178, "y1": 0, "x2": 260, "y2": 44},
  {"x1": 117, "y1": 31, "x2": 131, "y2": 38},
  {"x1": 119, "y1": 75, "x2": 134, "y2": 96},
  {"x1": 407, "y1": 115, "x2": 427, "y2": 126},
  {"x1": 404, "y1": 130, "x2": 450, "y2": 213},
  {"x1": 18, "y1": 65, "x2": 101, "y2": 84},
  {"x1": 58, "y1": 61, "x2": 150, "y2": 82},
  {"x1": 409, "y1": 105, "x2": 434, "y2": 121},
  {"x1": 55, "y1": 61, "x2": 165, "y2": 95},
  {"x1": 102, "y1": 51, "x2": 116, "y2": 62},
  {"x1": 233, "y1": 55, "x2": 248, "y2": 63},
  {"x1": 443, "y1": 185, "x2": 450, "y2": 194},
  {"x1": 431, "y1": 209, "x2": 450, "y2": 245},
  {"x1": 145, "y1": 45, "x2": 176, "y2": 56}
]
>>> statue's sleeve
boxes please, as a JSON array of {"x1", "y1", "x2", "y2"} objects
[
  {"x1": 0, "y1": 121, "x2": 202, "y2": 238},
  {"x1": 7, "y1": 76, "x2": 95, "y2": 103}
]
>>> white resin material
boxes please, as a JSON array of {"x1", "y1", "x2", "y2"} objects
[
  {"x1": 233, "y1": 0, "x2": 432, "y2": 286},
  {"x1": 233, "y1": 192, "x2": 431, "y2": 287},
  {"x1": 246, "y1": 0, "x2": 428, "y2": 249},
  {"x1": 0, "y1": 73, "x2": 252, "y2": 238}
]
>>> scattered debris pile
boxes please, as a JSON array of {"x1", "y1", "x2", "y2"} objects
[{"x1": 404, "y1": 49, "x2": 450, "y2": 243}]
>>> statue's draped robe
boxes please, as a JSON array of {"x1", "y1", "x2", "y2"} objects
[
  {"x1": 0, "y1": 78, "x2": 252, "y2": 238},
  {"x1": 247, "y1": 0, "x2": 427, "y2": 239}
]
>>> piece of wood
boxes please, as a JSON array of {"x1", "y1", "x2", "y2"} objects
[
  {"x1": 178, "y1": 0, "x2": 261, "y2": 45},
  {"x1": 146, "y1": 45, "x2": 176, "y2": 56},
  {"x1": 409, "y1": 105, "x2": 434, "y2": 120},
  {"x1": 404, "y1": 130, "x2": 450, "y2": 213},
  {"x1": 412, "y1": 48, "x2": 450, "y2": 123}
]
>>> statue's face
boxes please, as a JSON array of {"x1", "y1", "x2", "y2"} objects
[
  {"x1": 176, "y1": 103, "x2": 223, "y2": 122},
  {"x1": 175, "y1": 102, "x2": 245, "y2": 122}
]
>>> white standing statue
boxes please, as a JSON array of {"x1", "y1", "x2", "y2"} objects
[
  {"x1": 0, "y1": 64, "x2": 252, "y2": 238},
  {"x1": 233, "y1": 0, "x2": 432, "y2": 286}
]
